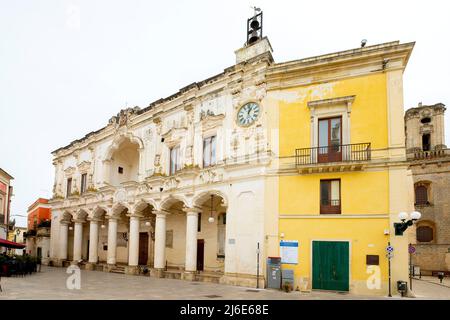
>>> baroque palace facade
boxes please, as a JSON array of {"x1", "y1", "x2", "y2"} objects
[{"x1": 49, "y1": 18, "x2": 416, "y2": 295}]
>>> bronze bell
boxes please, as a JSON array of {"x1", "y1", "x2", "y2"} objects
[
  {"x1": 248, "y1": 30, "x2": 260, "y2": 44},
  {"x1": 250, "y1": 17, "x2": 260, "y2": 29}
]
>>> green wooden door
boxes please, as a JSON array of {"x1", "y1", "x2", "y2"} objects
[{"x1": 312, "y1": 241, "x2": 349, "y2": 291}]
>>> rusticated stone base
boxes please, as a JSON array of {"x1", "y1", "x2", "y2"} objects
[
  {"x1": 125, "y1": 266, "x2": 139, "y2": 275},
  {"x1": 220, "y1": 273, "x2": 265, "y2": 288},
  {"x1": 85, "y1": 262, "x2": 96, "y2": 271},
  {"x1": 181, "y1": 271, "x2": 196, "y2": 281},
  {"x1": 51, "y1": 259, "x2": 64, "y2": 267},
  {"x1": 150, "y1": 268, "x2": 165, "y2": 278}
]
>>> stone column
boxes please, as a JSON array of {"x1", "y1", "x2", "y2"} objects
[
  {"x1": 88, "y1": 219, "x2": 99, "y2": 264},
  {"x1": 184, "y1": 207, "x2": 201, "y2": 273},
  {"x1": 128, "y1": 214, "x2": 141, "y2": 267},
  {"x1": 153, "y1": 210, "x2": 168, "y2": 271},
  {"x1": 59, "y1": 221, "x2": 69, "y2": 261},
  {"x1": 73, "y1": 220, "x2": 84, "y2": 262},
  {"x1": 107, "y1": 217, "x2": 118, "y2": 265}
]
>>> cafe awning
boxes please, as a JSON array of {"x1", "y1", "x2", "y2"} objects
[{"x1": 0, "y1": 238, "x2": 26, "y2": 249}]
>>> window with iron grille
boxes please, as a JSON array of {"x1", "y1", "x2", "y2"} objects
[
  {"x1": 415, "y1": 185, "x2": 429, "y2": 205},
  {"x1": 416, "y1": 226, "x2": 433, "y2": 242}
]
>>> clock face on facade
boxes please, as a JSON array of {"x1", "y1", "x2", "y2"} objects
[{"x1": 237, "y1": 102, "x2": 260, "y2": 126}]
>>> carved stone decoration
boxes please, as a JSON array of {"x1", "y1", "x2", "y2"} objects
[
  {"x1": 77, "y1": 160, "x2": 91, "y2": 173},
  {"x1": 137, "y1": 183, "x2": 151, "y2": 194},
  {"x1": 162, "y1": 126, "x2": 187, "y2": 148},
  {"x1": 231, "y1": 130, "x2": 240, "y2": 154},
  {"x1": 154, "y1": 154, "x2": 161, "y2": 166},
  {"x1": 255, "y1": 125, "x2": 266, "y2": 153},
  {"x1": 199, "y1": 169, "x2": 223, "y2": 184},
  {"x1": 144, "y1": 128, "x2": 153, "y2": 142},
  {"x1": 163, "y1": 176, "x2": 180, "y2": 191},
  {"x1": 64, "y1": 166, "x2": 76, "y2": 176},
  {"x1": 108, "y1": 107, "x2": 141, "y2": 129},
  {"x1": 114, "y1": 188, "x2": 127, "y2": 203},
  {"x1": 200, "y1": 109, "x2": 217, "y2": 120},
  {"x1": 200, "y1": 113, "x2": 225, "y2": 134}
]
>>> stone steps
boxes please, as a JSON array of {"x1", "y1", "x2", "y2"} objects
[
  {"x1": 110, "y1": 265, "x2": 126, "y2": 274},
  {"x1": 195, "y1": 272, "x2": 222, "y2": 284},
  {"x1": 163, "y1": 270, "x2": 182, "y2": 280}
]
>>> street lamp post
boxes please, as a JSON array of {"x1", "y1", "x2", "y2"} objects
[
  {"x1": 391, "y1": 211, "x2": 421, "y2": 297},
  {"x1": 394, "y1": 211, "x2": 422, "y2": 236}
]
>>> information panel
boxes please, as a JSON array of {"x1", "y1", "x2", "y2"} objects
[{"x1": 280, "y1": 240, "x2": 299, "y2": 264}]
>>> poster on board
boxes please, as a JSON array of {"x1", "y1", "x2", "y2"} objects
[{"x1": 280, "y1": 240, "x2": 298, "y2": 264}]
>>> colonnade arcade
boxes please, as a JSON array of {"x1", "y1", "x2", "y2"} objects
[{"x1": 58, "y1": 191, "x2": 228, "y2": 276}]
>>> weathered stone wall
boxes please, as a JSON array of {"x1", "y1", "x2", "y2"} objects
[
  {"x1": 409, "y1": 156, "x2": 450, "y2": 271},
  {"x1": 412, "y1": 244, "x2": 450, "y2": 274}
]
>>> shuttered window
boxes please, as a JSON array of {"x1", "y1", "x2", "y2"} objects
[
  {"x1": 415, "y1": 185, "x2": 428, "y2": 205},
  {"x1": 417, "y1": 226, "x2": 433, "y2": 242}
]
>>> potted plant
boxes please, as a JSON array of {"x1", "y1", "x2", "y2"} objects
[{"x1": 282, "y1": 281, "x2": 293, "y2": 293}]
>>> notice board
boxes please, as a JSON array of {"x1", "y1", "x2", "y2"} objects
[{"x1": 280, "y1": 240, "x2": 298, "y2": 264}]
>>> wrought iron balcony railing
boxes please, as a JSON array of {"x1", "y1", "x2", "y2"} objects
[
  {"x1": 320, "y1": 199, "x2": 341, "y2": 214},
  {"x1": 295, "y1": 143, "x2": 371, "y2": 166}
]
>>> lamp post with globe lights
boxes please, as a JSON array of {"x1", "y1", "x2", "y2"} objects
[{"x1": 394, "y1": 211, "x2": 421, "y2": 236}]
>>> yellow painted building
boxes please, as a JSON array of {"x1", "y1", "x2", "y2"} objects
[{"x1": 264, "y1": 41, "x2": 416, "y2": 295}]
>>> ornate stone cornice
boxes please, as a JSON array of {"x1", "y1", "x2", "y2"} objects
[
  {"x1": 77, "y1": 161, "x2": 91, "y2": 172},
  {"x1": 64, "y1": 166, "x2": 76, "y2": 176},
  {"x1": 307, "y1": 95, "x2": 355, "y2": 109}
]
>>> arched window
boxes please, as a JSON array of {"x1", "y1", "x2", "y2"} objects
[
  {"x1": 416, "y1": 226, "x2": 433, "y2": 242},
  {"x1": 422, "y1": 133, "x2": 431, "y2": 151},
  {"x1": 415, "y1": 184, "x2": 429, "y2": 205}
]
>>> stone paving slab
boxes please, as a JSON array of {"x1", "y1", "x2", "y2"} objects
[
  {"x1": 0, "y1": 266, "x2": 400, "y2": 300},
  {"x1": 414, "y1": 276, "x2": 450, "y2": 288},
  {"x1": 412, "y1": 278, "x2": 450, "y2": 300}
]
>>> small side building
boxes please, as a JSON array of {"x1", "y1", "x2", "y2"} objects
[
  {"x1": 25, "y1": 198, "x2": 52, "y2": 264},
  {"x1": 0, "y1": 168, "x2": 14, "y2": 253},
  {"x1": 405, "y1": 102, "x2": 450, "y2": 274}
]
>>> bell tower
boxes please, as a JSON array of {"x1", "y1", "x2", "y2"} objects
[
  {"x1": 405, "y1": 102, "x2": 447, "y2": 154},
  {"x1": 246, "y1": 8, "x2": 263, "y2": 45},
  {"x1": 235, "y1": 8, "x2": 273, "y2": 64}
]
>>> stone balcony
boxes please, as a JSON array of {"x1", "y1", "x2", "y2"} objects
[{"x1": 407, "y1": 148, "x2": 450, "y2": 161}]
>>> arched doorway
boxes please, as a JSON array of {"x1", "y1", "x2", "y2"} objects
[
  {"x1": 93, "y1": 207, "x2": 108, "y2": 264},
  {"x1": 132, "y1": 201, "x2": 156, "y2": 267},
  {"x1": 109, "y1": 203, "x2": 130, "y2": 265},
  {"x1": 161, "y1": 197, "x2": 188, "y2": 273},
  {"x1": 193, "y1": 191, "x2": 227, "y2": 274}
]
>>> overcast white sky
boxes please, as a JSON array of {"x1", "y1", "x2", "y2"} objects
[{"x1": 1, "y1": 0, "x2": 449, "y2": 227}]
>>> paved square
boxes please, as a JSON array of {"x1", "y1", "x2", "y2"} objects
[{"x1": 1, "y1": 266, "x2": 449, "y2": 300}]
